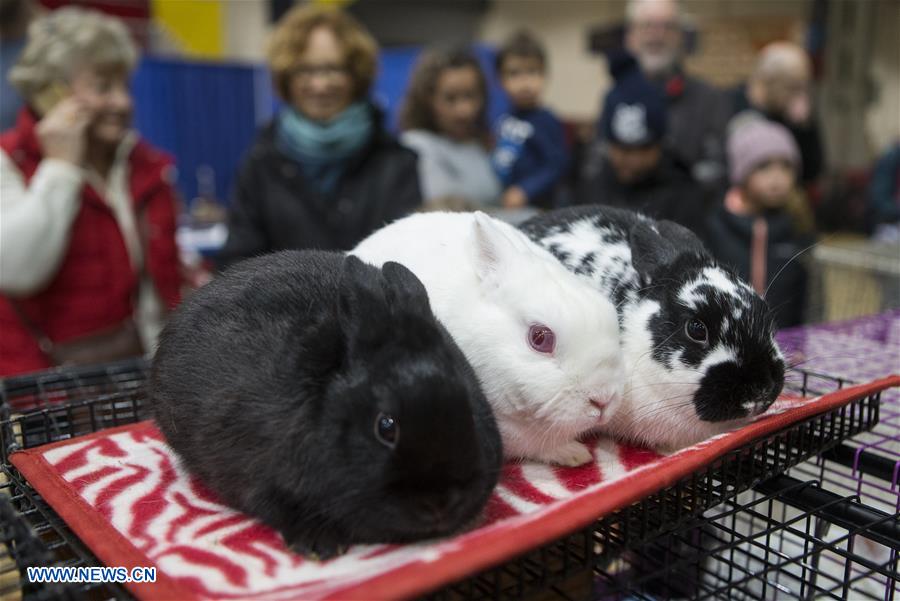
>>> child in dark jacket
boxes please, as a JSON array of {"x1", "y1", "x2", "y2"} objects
[
  {"x1": 492, "y1": 31, "x2": 568, "y2": 209},
  {"x1": 578, "y1": 50, "x2": 707, "y2": 235},
  {"x1": 706, "y1": 116, "x2": 815, "y2": 328}
]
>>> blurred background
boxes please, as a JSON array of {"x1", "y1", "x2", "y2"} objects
[
  {"x1": 8, "y1": 1, "x2": 893, "y2": 205},
  {"x1": 1, "y1": 0, "x2": 898, "y2": 371}
]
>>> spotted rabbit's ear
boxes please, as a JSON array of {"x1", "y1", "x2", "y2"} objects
[{"x1": 629, "y1": 219, "x2": 707, "y2": 278}]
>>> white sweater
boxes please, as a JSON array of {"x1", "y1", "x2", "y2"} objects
[
  {"x1": 401, "y1": 129, "x2": 501, "y2": 207},
  {"x1": 0, "y1": 134, "x2": 165, "y2": 350}
]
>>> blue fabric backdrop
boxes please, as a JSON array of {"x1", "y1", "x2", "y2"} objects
[{"x1": 131, "y1": 45, "x2": 508, "y2": 207}]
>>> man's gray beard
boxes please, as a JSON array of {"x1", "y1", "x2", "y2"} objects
[{"x1": 637, "y1": 51, "x2": 680, "y2": 79}]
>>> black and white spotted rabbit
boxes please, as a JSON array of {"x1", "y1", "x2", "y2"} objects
[{"x1": 521, "y1": 205, "x2": 785, "y2": 451}]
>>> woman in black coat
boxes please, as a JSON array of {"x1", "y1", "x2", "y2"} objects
[{"x1": 217, "y1": 6, "x2": 420, "y2": 268}]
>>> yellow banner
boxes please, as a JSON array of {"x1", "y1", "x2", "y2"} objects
[{"x1": 151, "y1": 0, "x2": 224, "y2": 59}]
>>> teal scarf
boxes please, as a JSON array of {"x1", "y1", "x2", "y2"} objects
[{"x1": 275, "y1": 102, "x2": 373, "y2": 194}]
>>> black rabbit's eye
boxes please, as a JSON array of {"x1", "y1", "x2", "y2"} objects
[
  {"x1": 685, "y1": 318, "x2": 708, "y2": 344},
  {"x1": 374, "y1": 412, "x2": 398, "y2": 448}
]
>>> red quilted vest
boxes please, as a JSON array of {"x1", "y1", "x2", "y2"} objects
[{"x1": 0, "y1": 109, "x2": 182, "y2": 376}]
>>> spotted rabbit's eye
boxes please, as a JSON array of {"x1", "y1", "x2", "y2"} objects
[
  {"x1": 528, "y1": 324, "x2": 556, "y2": 354},
  {"x1": 685, "y1": 318, "x2": 709, "y2": 344},
  {"x1": 374, "y1": 413, "x2": 398, "y2": 448}
]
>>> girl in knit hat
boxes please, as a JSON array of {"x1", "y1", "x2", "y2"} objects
[{"x1": 706, "y1": 115, "x2": 816, "y2": 328}]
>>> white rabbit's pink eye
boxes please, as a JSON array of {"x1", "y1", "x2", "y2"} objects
[
  {"x1": 375, "y1": 413, "x2": 398, "y2": 448},
  {"x1": 685, "y1": 318, "x2": 708, "y2": 344},
  {"x1": 528, "y1": 324, "x2": 555, "y2": 354}
]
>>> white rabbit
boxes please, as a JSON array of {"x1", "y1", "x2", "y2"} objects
[{"x1": 352, "y1": 211, "x2": 623, "y2": 467}]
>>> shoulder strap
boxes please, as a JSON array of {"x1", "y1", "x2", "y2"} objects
[{"x1": 9, "y1": 299, "x2": 55, "y2": 356}]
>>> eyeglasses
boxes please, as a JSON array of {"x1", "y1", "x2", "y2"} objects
[{"x1": 291, "y1": 64, "x2": 350, "y2": 80}]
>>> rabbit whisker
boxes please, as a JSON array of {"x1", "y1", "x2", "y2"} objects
[
  {"x1": 763, "y1": 237, "x2": 826, "y2": 301},
  {"x1": 622, "y1": 381, "x2": 704, "y2": 395},
  {"x1": 628, "y1": 399, "x2": 697, "y2": 423},
  {"x1": 627, "y1": 323, "x2": 681, "y2": 379}
]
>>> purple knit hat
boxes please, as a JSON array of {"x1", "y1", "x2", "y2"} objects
[{"x1": 727, "y1": 117, "x2": 800, "y2": 185}]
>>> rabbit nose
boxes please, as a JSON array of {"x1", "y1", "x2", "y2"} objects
[
  {"x1": 588, "y1": 397, "x2": 608, "y2": 421},
  {"x1": 747, "y1": 385, "x2": 779, "y2": 416},
  {"x1": 759, "y1": 381, "x2": 781, "y2": 410},
  {"x1": 589, "y1": 397, "x2": 608, "y2": 411}
]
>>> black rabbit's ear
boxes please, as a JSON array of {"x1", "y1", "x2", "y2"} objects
[
  {"x1": 338, "y1": 256, "x2": 388, "y2": 345},
  {"x1": 381, "y1": 261, "x2": 432, "y2": 316},
  {"x1": 629, "y1": 219, "x2": 706, "y2": 277}
]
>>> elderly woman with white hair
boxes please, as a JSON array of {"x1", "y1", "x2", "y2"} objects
[{"x1": 0, "y1": 7, "x2": 182, "y2": 376}]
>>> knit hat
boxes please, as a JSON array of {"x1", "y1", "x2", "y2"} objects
[
  {"x1": 598, "y1": 50, "x2": 667, "y2": 147},
  {"x1": 727, "y1": 116, "x2": 800, "y2": 185}
]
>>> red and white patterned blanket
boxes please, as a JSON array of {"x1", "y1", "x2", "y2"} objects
[{"x1": 10, "y1": 377, "x2": 897, "y2": 600}]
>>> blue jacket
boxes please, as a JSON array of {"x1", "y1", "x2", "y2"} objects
[{"x1": 492, "y1": 107, "x2": 568, "y2": 206}]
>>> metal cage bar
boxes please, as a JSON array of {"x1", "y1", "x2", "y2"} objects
[{"x1": 0, "y1": 361, "x2": 892, "y2": 601}]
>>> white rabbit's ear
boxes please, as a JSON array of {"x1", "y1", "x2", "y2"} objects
[{"x1": 472, "y1": 212, "x2": 521, "y2": 287}]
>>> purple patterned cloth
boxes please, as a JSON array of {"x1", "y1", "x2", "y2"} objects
[
  {"x1": 776, "y1": 309, "x2": 900, "y2": 385},
  {"x1": 777, "y1": 311, "x2": 899, "y2": 508}
]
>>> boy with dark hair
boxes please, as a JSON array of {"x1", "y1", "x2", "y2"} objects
[{"x1": 492, "y1": 30, "x2": 568, "y2": 209}]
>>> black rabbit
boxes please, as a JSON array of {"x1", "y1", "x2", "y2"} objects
[{"x1": 151, "y1": 251, "x2": 502, "y2": 559}]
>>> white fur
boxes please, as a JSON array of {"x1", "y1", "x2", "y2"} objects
[
  {"x1": 352, "y1": 212, "x2": 623, "y2": 466},
  {"x1": 770, "y1": 334, "x2": 785, "y2": 361},
  {"x1": 540, "y1": 219, "x2": 638, "y2": 304},
  {"x1": 600, "y1": 298, "x2": 747, "y2": 452},
  {"x1": 677, "y1": 267, "x2": 752, "y2": 312},
  {"x1": 701, "y1": 345, "x2": 738, "y2": 370},
  {"x1": 541, "y1": 219, "x2": 607, "y2": 260}
]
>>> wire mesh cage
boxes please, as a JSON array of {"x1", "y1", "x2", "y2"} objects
[
  {"x1": 593, "y1": 473, "x2": 898, "y2": 601},
  {"x1": 791, "y1": 368, "x2": 898, "y2": 519},
  {"x1": 0, "y1": 360, "x2": 148, "y2": 601},
  {"x1": 769, "y1": 313, "x2": 900, "y2": 601},
  {"x1": 0, "y1": 359, "x2": 149, "y2": 465},
  {"x1": 425, "y1": 368, "x2": 888, "y2": 600},
  {"x1": 1, "y1": 480, "x2": 56, "y2": 601},
  {"x1": 0, "y1": 360, "x2": 891, "y2": 601},
  {"x1": 427, "y1": 376, "x2": 887, "y2": 601},
  {"x1": 1, "y1": 466, "x2": 127, "y2": 601}
]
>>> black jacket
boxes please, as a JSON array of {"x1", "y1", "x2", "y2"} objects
[
  {"x1": 662, "y1": 73, "x2": 730, "y2": 190},
  {"x1": 217, "y1": 113, "x2": 421, "y2": 269},
  {"x1": 577, "y1": 145, "x2": 708, "y2": 236},
  {"x1": 706, "y1": 206, "x2": 813, "y2": 329}
]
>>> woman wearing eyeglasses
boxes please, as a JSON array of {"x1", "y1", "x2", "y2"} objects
[{"x1": 216, "y1": 5, "x2": 421, "y2": 268}]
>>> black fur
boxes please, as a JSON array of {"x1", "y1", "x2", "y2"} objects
[
  {"x1": 151, "y1": 251, "x2": 502, "y2": 558},
  {"x1": 638, "y1": 252, "x2": 785, "y2": 421},
  {"x1": 522, "y1": 206, "x2": 785, "y2": 423}
]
